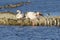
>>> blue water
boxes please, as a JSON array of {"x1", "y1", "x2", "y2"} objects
[
  {"x1": 0, "y1": 26, "x2": 60, "y2": 40},
  {"x1": 0, "y1": 0, "x2": 60, "y2": 40},
  {"x1": 0, "y1": 0, "x2": 60, "y2": 16}
]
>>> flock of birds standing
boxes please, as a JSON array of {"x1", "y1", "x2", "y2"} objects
[
  {"x1": 16, "y1": 10, "x2": 43, "y2": 26},
  {"x1": 16, "y1": 10, "x2": 43, "y2": 19}
]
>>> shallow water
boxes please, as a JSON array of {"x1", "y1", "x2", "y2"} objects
[{"x1": 0, "y1": 25, "x2": 60, "y2": 40}]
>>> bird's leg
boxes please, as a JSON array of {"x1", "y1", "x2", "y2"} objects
[{"x1": 32, "y1": 21, "x2": 35, "y2": 26}]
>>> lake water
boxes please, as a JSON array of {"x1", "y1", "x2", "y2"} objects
[
  {"x1": 0, "y1": 0, "x2": 60, "y2": 16},
  {"x1": 0, "y1": 0, "x2": 60, "y2": 40},
  {"x1": 0, "y1": 26, "x2": 60, "y2": 40}
]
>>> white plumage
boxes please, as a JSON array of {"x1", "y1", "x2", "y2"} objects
[
  {"x1": 16, "y1": 10, "x2": 23, "y2": 19},
  {"x1": 25, "y1": 12, "x2": 37, "y2": 20}
]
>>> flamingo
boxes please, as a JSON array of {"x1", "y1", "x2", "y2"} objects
[
  {"x1": 36, "y1": 12, "x2": 43, "y2": 19},
  {"x1": 25, "y1": 12, "x2": 37, "y2": 26},
  {"x1": 25, "y1": 12, "x2": 37, "y2": 19}
]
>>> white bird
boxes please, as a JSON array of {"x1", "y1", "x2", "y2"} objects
[
  {"x1": 16, "y1": 10, "x2": 24, "y2": 19},
  {"x1": 25, "y1": 12, "x2": 37, "y2": 26},
  {"x1": 25, "y1": 12, "x2": 37, "y2": 20},
  {"x1": 25, "y1": 12, "x2": 43, "y2": 19}
]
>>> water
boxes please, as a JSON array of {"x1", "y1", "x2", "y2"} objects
[
  {"x1": 0, "y1": 26, "x2": 60, "y2": 40},
  {"x1": 0, "y1": 0, "x2": 60, "y2": 16},
  {"x1": 0, "y1": 0, "x2": 60, "y2": 40}
]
